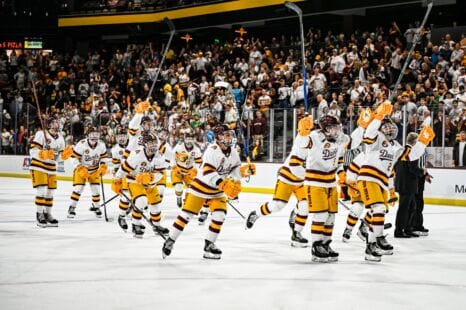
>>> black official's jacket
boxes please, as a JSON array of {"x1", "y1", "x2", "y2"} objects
[{"x1": 395, "y1": 145, "x2": 424, "y2": 195}]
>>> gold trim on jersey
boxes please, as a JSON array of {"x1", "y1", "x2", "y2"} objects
[
  {"x1": 30, "y1": 141, "x2": 43, "y2": 149},
  {"x1": 129, "y1": 128, "x2": 138, "y2": 136},
  {"x1": 112, "y1": 158, "x2": 120, "y2": 165},
  {"x1": 72, "y1": 150, "x2": 82, "y2": 159},
  {"x1": 203, "y1": 163, "x2": 216, "y2": 175},
  {"x1": 30, "y1": 158, "x2": 57, "y2": 172},
  {"x1": 121, "y1": 161, "x2": 135, "y2": 174},
  {"x1": 190, "y1": 179, "x2": 222, "y2": 196},
  {"x1": 348, "y1": 162, "x2": 360, "y2": 175},
  {"x1": 305, "y1": 168, "x2": 337, "y2": 183},
  {"x1": 363, "y1": 137, "x2": 377, "y2": 145},
  {"x1": 278, "y1": 166, "x2": 303, "y2": 184},
  {"x1": 359, "y1": 165, "x2": 389, "y2": 187},
  {"x1": 289, "y1": 155, "x2": 305, "y2": 167},
  {"x1": 400, "y1": 145, "x2": 412, "y2": 161},
  {"x1": 123, "y1": 149, "x2": 130, "y2": 159},
  {"x1": 176, "y1": 164, "x2": 192, "y2": 174}
]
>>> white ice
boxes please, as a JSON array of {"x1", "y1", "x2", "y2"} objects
[{"x1": 0, "y1": 177, "x2": 466, "y2": 310}]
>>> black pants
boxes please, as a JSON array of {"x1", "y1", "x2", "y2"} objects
[
  {"x1": 410, "y1": 177, "x2": 425, "y2": 230},
  {"x1": 396, "y1": 193, "x2": 416, "y2": 232}
]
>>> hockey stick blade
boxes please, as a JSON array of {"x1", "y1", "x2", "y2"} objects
[{"x1": 164, "y1": 17, "x2": 176, "y2": 34}]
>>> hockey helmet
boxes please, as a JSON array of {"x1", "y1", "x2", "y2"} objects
[
  {"x1": 142, "y1": 133, "x2": 159, "y2": 155},
  {"x1": 184, "y1": 131, "x2": 195, "y2": 149},
  {"x1": 380, "y1": 117, "x2": 398, "y2": 141},
  {"x1": 141, "y1": 116, "x2": 154, "y2": 132},
  {"x1": 87, "y1": 126, "x2": 100, "y2": 146},
  {"x1": 116, "y1": 128, "x2": 128, "y2": 146},
  {"x1": 46, "y1": 117, "x2": 59, "y2": 131},
  {"x1": 319, "y1": 114, "x2": 341, "y2": 141},
  {"x1": 214, "y1": 124, "x2": 235, "y2": 147}
]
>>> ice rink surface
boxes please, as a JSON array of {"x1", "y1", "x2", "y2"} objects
[{"x1": 1, "y1": 177, "x2": 466, "y2": 310}]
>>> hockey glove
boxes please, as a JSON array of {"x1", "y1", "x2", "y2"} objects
[
  {"x1": 135, "y1": 101, "x2": 150, "y2": 114},
  {"x1": 61, "y1": 145, "x2": 73, "y2": 160},
  {"x1": 357, "y1": 108, "x2": 374, "y2": 129},
  {"x1": 111, "y1": 178, "x2": 123, "y2": 194},
  {"x1": 176, "y1": 151, "x2": 189, "y2": 164},
  {"x1": 240, "y1": 163, "x2": 256, "y2": 177},
  {"x1": 39, "y1": 149, "x2": 54, "y2": 161},
  {"x1": 98, "y1": 163, "x2": 108, "y2": 176},
  {"x1": 298, "y1": 115, "x2": 313, "y2": 136},
  {"x1": 418, "y1": 126, "x2": 435, "y2": 145},
  {"x1": 136, "y1": 172, "x2": 154, "y2": 186},
  {"x1": 76, "y1": 165, "x2": 89, "y2": 179},
  {"x1": 337, "y1": 171, "x2": 347, "y2": 187},
  {"x1": 374, "y1": 102, "x2": 393, "y2": 120},
  {"x1": 219, "y1": 178, "x2": 242, "y2": 198}
]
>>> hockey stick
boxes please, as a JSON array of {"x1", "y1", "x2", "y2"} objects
[
  {"x1": 227, "y1": 200, "x2": 246, "y2": 219},
  {"x1": 146, "y1": 17, "x2": 176, "y2": 101},
  {"x1": 338, "y1": 199, "x2": 351, "y2": 211},
  {"x1": 100, "y1": 193, "x2": 118, "y2": 207},
  {"x1": 120, "y1": 191, "x2": 167, "y2": 240},
  {"x1": 388, "y1": 0, "x2": 433, "y2": 102},
  {"x1": 100, "y1": 175, "x2": 113, "y2": 222},
  {"x1": 285, "y1": 1, "x2": 309, "y2": 112}
]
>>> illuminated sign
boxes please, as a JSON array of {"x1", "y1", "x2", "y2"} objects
[
  {"x1": 0, "y1": 41, "x2": 23, "y2": 49},
  {"x1": 0, "y1": 38, "x2": 43, "y2": 49}
]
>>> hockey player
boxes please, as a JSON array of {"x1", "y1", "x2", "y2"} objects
[
  {"x1": 358, "y1": 102, "x2": 435, "y2": 262},
  {"x1": 304, "y1": 114, "x2": 347, "y2": 263},
  {"x1": 30, "y1": 118, "x2": 68, "y2": 227},
  {"x1": 155, "y1": 129, "x2": 171, "y2": 202},
  {"x1": 124, "y1": 101, "x2": 154, "y2": 159},
  {"x1": 245, "y1": 115, "x2": 313, "y2": 248},
  {"x1": 66, "y1": 127, "x2": 109, "y2": 218},
  {"x1": 171, "y1": 131, "x2": 203, "y2": 208},
  {"x1": 111, "y1": 128, "x2": 132, "y2": 229},
  {"x1": 161, "y1": 124, "x2": 256, "y2": 259},
  {"x1": 111, "y1": 133, "x2": 169, "y2": 238}
]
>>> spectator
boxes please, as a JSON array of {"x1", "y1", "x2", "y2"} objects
[{"x1": 453, "y1": 130, "x2": 466, "y2": 167}]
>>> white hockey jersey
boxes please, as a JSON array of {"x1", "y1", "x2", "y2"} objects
[
  {"x1": 358, "y1": 118, "x2": 425, "y2": 190},
  {"x1": 277, "y1": 134, "x2": 310, "y2": 186},
  {"x1": 171, "y1": 142, "x2": 203, "y2": 173},
  {"x1": 117, "y1": 148, "x2": 167, "y2": 184},
  {"x1": 188, "y1": 143, "x2": 242, "y2": 199},
  {"x1": 29, "y1": 130, "x2": 65, "y2": 174},
  {"x1": 347, "y1": 152, "x2": 365, "y2": 184},
  {"x1": 304, "y1": 130, "x2": 346, "y2": 188},
  {"x1": 124, "y1": 113, "x2": 145, "y2": 158},
  {"x1": 71, "y1": 139, "x2": 108, "y2": 174},
  {"x1": 111, "y1": 143, "x2": 127, "y2": 173}
]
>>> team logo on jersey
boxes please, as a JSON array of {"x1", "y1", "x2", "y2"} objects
[
  {"x1": 141, "y1": 162, "x2": 147, "y2": 167},
  {"x1": 322, "y1": 148, "x2": 338, "y2": 160},
  {"x1": 382, "y1": 141, "x2": 389, "y2": 148},
  {"x1": 379, "y1": 149, "x2": 394, "y2": 161},
  {"x1": 119, "y1": 151, "x2": 123, "y2": 155},
  {"x1": 85, "y1": 150, "x2": 90, "y2": 154},
  {"x1": 323, "y1": 143, "x2": 331, "y2": 148}
]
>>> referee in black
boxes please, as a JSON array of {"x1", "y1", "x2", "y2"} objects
[
  {"x1": 409, "y1": 151, "x2": 431, "y2": 236},
  {"x1": 394, "y1": 133, "x2": 424, "y2": 238}
]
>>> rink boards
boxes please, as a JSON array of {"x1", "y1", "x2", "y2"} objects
[{"x1": 0, "y1": 155, "x2": 465, "y2": 206}]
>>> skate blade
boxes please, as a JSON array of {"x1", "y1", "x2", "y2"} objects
[
  {"x1": 133, "y1": 234, "x2": 144, "y2": 239},
  {"x1": 37, "y1": 223, "x2": 47, "y2": 228},
  {"x1": 198, "y1": 221, "x2": 206, "y2": 226},
  {"x1": 342, "y1": 237, "x2": 350, "y2": 243},
  {"x1": 162, "y1": 251, "x2": 170, "y2": 259},
  {"x1": 291, "y1": 241, "x2": 308, "y2": 248},
  {"x1": 67, "y1": 215, "x2": 75, "y2": 219},
  {"x1": 328, "y1": 257, "x2": 339, "y2": 262},
  {"x1": 46, "y1": 223, "x2": 58, "y2": 227},
  {"x1": 311, "y1": 256, "x2": 329, "y2": 263},
  {"x1": 379, "y1": 249, "x2": 394, "y2": 255},
  {"x1": 203, "y1": 253, "x2": 221, "y2": 260},
  {"x1": 357, "y1": 232, "x2": 367, "y2": 242},
  {"x1": 365, "y1": 254, "x2": 382, "y2": 262}
]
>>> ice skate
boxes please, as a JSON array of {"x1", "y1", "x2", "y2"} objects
[
  {"x1": 118, "y1": 215, "x2": 128, "y2": 231},
  {"x1": 322, "y1": 240, "x2": 339, "y2": 262},
  {"x1": 357, "y1": 220, "x2": 368, "y2": 242},
  {"x1": 245, "y1": 211, "x2": 259, "y2": 229},
  {"x1": 67, "y1": 206, "x2": 76, "y2": 219},
  {"x1": 203, "y1": 240, "x2": 222, "y2": 259},
  {"x1": 162, "y1": 238, "x2": 175, "y2": 259},
  {"x1": 291, "y1": 230, "x2": 308, "y2": 247},
  {"x1": 152, "y1": 224, "x2": 169, "y2": 236},
  {"x1": 376, "y1": 235, "x2": 394, "y2": 255},
  {"x1": 89, "y1": 206, "x2": 102, "y2": 218},
  {"x1": 365, "y1": 242, "x2": 383, "y2": 262},
  {"x1": 44, "y1": 212, "x2": 58, "y2": 227},
  {"x1": 132, "y1": 223, "x2": 145, "y2": 238},
  {"x1": 198, "y1": 211, "x2": 208, "y2": 225},
  {"x1": 311, "y1": 241, "x2": 329, "y2": 263},
  {"x1": 342, "y1": 228, "x2": 352, "y2": 243},
  {"x1": 36, "y1": 212, "x2": 47, "y2": 228}
]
